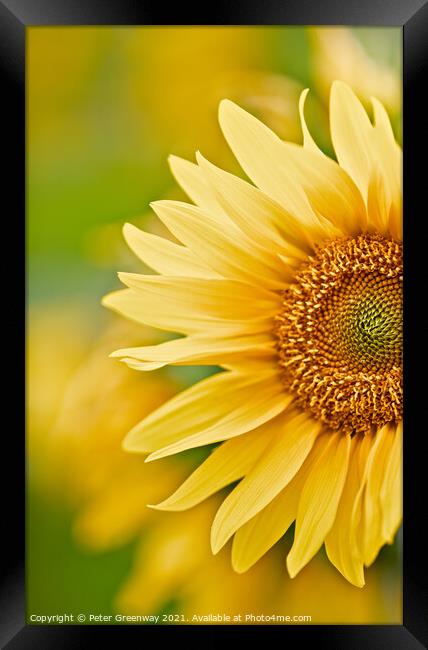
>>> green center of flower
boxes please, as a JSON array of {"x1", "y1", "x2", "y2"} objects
[{"x1": 274, "y1": 234, "x2": 402, "y2": 435}]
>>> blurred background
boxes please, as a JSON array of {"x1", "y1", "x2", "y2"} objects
[{"x1": 27, "y1": 26, "x2": 402, "y2": 624}]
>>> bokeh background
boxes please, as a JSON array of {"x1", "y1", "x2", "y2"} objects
[{"x1": 27, "y1": 26, "x2": 402, "y2": 624}]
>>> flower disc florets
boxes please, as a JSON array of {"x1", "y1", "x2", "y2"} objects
[{"x1": 275, "y1": 234, "x2": 402, "y2": 434}]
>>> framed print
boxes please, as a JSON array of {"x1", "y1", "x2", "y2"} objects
[{"x1": 2, "y1": 1, "x2": 427, "y2": 647}]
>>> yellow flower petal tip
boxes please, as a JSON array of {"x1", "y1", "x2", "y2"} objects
[
  {"x1": 351, "y1": 579, "x2": 365, "y2": 589},
  {"x1": 121, "y1": 433, "x2": 145, "y2": 454},
  {"x1": 231, "y1": 564, "x2": 247, "y2": 575},
  {"x1": 330, "y1": 80, "x2": 359, "y2": 107},
  {"x1": 117, "y1": 271, "x2": 130, "y2": 285},
  {"x1": 218, "y1": 97, "x2": 235, "y2": 114},
  {"x1": 146, "y1": 501, "x2": 182, "y2": 512},
  {"x1": 286, "y1": 554, "x2": 302, "y2": 580},
  {"x1": 329, "y1": 80, "x2": 365, "y2": 115},
  {"x1": 122, "y1": 221, "x2": 139, "y2": 241},
  {"x1": 167, "y1": 154, "x2": 201, "y2": 189},
  {"x1": 122, "y1": 221, "x2": 134, "y2": 233},
  {"x1": 100, "y1": 291, "x2": 121, "y2": 310},
  {"x1": 331, "y1": 79, "x2": 350, "y2": 93},
  {"x1": 299, "y1": 87, "x2": 310, "y2": 107},
  {"x1": 146, "y1": 501, "x2": 185, "y2": 513},
  {"x1": 121, "y1": 436, "x2": 133, "y2": 452},
  {"x1": 195, "y1": 150, "x2": 214, "y2": 170},
  {"x1": 210, "y1": 526, "x2": 227, "y2": 556},
  {"x1": 167, "y1": 153, "x2": 185, "y2": 168},
  {"x1": 230, "y1": 555, "x2": 250, "y2": 575},
  {"x1": 218, "y1": 97, "x2": 247, "y2": 127}
]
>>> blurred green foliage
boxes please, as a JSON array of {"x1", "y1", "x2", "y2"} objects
[{"x1": 27, "y1": 490, "x2": 137, "y2": 620}]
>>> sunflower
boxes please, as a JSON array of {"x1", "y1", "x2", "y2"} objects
[{"x1": 103, "y1": 81, "x2": 402, "y2": 588}]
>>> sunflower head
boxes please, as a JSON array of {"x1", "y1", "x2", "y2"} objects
[
  {"x1": 275, "y1": 233, "x2": 402, "y2": 435},
  {"x1": 103, "y1": 80, "x2": 402, "y2": 589}
]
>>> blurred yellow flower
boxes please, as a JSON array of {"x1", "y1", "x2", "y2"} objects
[
  {"x1": 27, "y1": 304, "x2": 91, "y2": 489},
  {"x1": 105, "y1": 81, "x2": 402, "y2": 588},
  {"x1": 50, "y1": 321, "x2": 189, "y2": 551},
  {"x1": 123, "y1": 27, "x2": 303, "y2": 161},
  {"x1": 309, "y1": 28, "x2": 400, "y2": 117}
]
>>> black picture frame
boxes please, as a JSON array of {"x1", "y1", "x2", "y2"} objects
[{"x1": 2, "y1": 1, "x2": 427, "y2": 647}]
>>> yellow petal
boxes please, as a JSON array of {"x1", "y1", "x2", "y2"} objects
[
  {"x1": 372, "y1": 96, "x2": 401, "y2": 194},
  {"x1": 325, "y1": 436, "x2": 366, "y2": 587},
  {"x1": 104, "y1": 272, "x2": 279, "y2": 336},
  {"x1": 231, "y1": 433, "x2": 323, "y2": 573},
  {"x1": 102, "y1": 288, "x2": 273, "y2": 338},
  {"x1": 287, "y1": 431, "x2": 351, "y2": 578},
  {"x1": 330, "y1": 80, "x2": 374, "y2": 200},
  {"x1": 348, "y1": 433, "x2": 374, "y2": 562},
  {"x1": 118, "y1": 272, "x2": 279, "y2": 313},
  {"x1": 219, "y1": 98, "x2": 364, "y2": 237},
  {"x1": 151, "y1": 428, "x2": 272, "y2": 512},
  {"x1": 112, "y1": 333, "x2": 275, "y2": 371},
  {"x1": 124, "y1": 371, "x2": 270, "y2": 452},
  {"x1": 218, "y1": 99, "x2": 325, "y2": 229},
  {"x1": 362, "y1": 424, "x2": 395, "y2": 566},
  {"x1": 367, "y1": 166, "x2": 389, "y2": 234},
  {"x1": 210, "y1": 410, "x2": 321, "y2": 554},
  {"x1": 371, "y1": 97, "x2": 402, "y2": 239},
  {"x1": 222, "y1": 357, "x2": 287, "y2": 375},
  {"x1": 196, "y1": 152, "x2": 311, "y2": 258},
  {"x1": 279, "y1": 140, "x2": 367, "y2": 234},
  {"x1": 146, "y1": 377, "x2": 292, "y2": 462},
  {"x1": 150, "y1": 200, "x2": 289, "y2": 290},
  {"x1": 123, "y1": 222, "x2": 219, "y2": 279},
  {"x1": 330, "y1": 82, "x2": 402, "y2": 238},
  {"x1": 298, "y1": 88, "x2": 324, "y2": 154},
  {"x1": 388, "y1": 197, "x2": 402, "y2": 241},
  {"x1": 124, "y1": 370, "x2": 291, "y2": 459},
  {"x1": 380, "y1": 422, "x2": 402, "y2": 542},
  {"x1": 168, "y1": 154, "x2": 228, "y2": 223}
]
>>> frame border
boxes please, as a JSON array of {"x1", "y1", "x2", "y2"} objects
[{"x1": 2, "y1": 1, "x2": 427, "y2": 647}]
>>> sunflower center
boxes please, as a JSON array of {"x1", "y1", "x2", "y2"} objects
[{"x1": 274, "y1": 234, "x2": 402, "y2": 434}]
